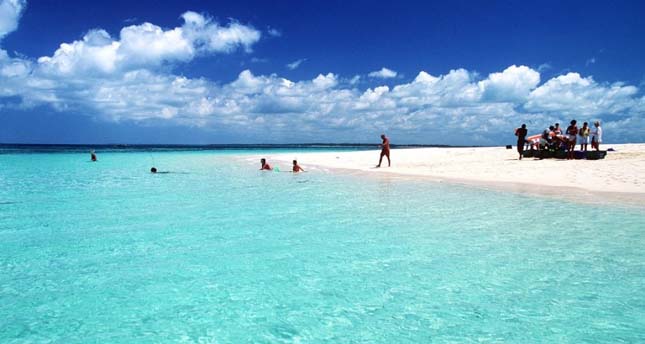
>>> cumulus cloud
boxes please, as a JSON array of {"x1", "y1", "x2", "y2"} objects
[
  {"x1": 1, "y1": 8, "x2": 644, "y2": 144},
  {"x1": 286, "y1": 58, "x2": 306, "y2": 70},
  {"x1": 36, "y1": 11, "x2": 260, "y2": 76},
  {"x1": 368, "y1": 67, "x2": 397, "y2": 79},
  {"x1": 478, "y1": 65, "x2": 540, "y2": 102},
  {"x1": 525, "y1": 72, "x2": 638, "y2": 116},
  {"x1": 0, "y1": 0, "x2": 25, "y2": 40}
]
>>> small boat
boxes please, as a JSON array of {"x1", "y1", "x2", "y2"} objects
[{"x1": 522, "y1": 149, "x2": 607, "y2": 160}]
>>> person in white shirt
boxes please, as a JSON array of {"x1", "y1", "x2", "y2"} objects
[{"x1": 591, "y1": 121, "x2": 603, "y2": 151}]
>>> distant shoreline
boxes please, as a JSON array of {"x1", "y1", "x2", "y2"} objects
[
  {"x1": 0, "y1": 143, "x2": 473, "y2": 154},
  {"x1": 0, "y1": 143, "x2": 468, "y2": 148}
]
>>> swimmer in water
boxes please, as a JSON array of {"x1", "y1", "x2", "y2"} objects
[
  {"x1": 292, "y1": 160, "x2": 305, "y2": 173},
  {"x1": 90, "y1": 150, "x2": 97, "y2": 161},
  {"x1": 150, "y1": 167, "x2": 170, "y2": 174},
  {"x1": 260, "y1": 158, "x2": 272, "y2": 171}
]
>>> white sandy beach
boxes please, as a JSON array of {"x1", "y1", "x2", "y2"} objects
[{"x1": 252, "y1": 143, "x2": 645, "y2": 206}]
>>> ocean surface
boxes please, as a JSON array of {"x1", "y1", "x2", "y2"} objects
[{"x1": 1, "y1": 147, "x2": 644, "y2": 343}]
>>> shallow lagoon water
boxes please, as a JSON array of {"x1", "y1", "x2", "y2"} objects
[{"x1": 1, "y1": 150, "x2": 644, "y2": 343}]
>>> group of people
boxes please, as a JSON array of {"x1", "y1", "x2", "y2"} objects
[
  {"x1": 259, "y1": 134, "x2": 392, "y2": 172},
  {"x1": 89, "y1": 134, "x2": 393, "y2": 173},
  {"x1": 515, "y1": 120, "x2": 603, "y2": 160},
  {"x1": 259, "y1": 158, "x2": 306, "y2": 173}
]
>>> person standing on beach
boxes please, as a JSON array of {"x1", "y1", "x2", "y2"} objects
[
  {"x1": 514, "y1": 124, "x2": 528, "y2": 160},
  {"x1": 260, "y1": 158, "x2": 272, "y2": 171},
  {"x1": 579, "y1": 122, "x2": 590, "y2": 151},
  {"x1": 591, "y1": 121, "x2": 603, "y2": 151},
  {"x1": 376, "y1": 134, "x2": 391, "y2": 167},
  {"x1": 565, "y1": 120, "x2": 578, "y2": 160}
]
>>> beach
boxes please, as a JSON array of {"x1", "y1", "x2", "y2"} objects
[{"x1": 257, "y1": 143, "x2": 645, "y2": 207}]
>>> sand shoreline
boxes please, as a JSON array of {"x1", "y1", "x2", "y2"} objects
[{"x1": 244, "y1": 144, "x2": 645, "y2": 209}]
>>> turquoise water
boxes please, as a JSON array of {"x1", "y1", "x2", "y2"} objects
[{"x1": 1, "y1": 150, "x2": 644, "y2": 343}]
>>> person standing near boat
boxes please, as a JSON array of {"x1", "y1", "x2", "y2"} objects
[
  {"x1": 565, "y1": 120, "x2": 578, "y2": 160},
  {"x1": 579, "y1": 122, "x2": 590, "y2": 151},
  {"x1": 514, "y1": 124, "x2": 528, "y2": 160},
  {"x1": 591, "y1": 121, "x2": 603, "y2": 151},
  {"x1": 376, "y1": 134, "x2": 391, "y2": 167}
]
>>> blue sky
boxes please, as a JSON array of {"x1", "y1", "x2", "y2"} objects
[{"x1": 1, "y1": 0, "x2": 644, "y2": 144}]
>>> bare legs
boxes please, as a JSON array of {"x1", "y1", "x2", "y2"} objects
[
  {"x1": 567, "y1": 140, "x2": 576, "y2": 160},
  {"x1": 377, "y1": 150, "x2": 390, "y2": 167}
]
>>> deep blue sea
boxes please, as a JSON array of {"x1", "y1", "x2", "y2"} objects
[{"x1": 1, "y1": 146, "x2": 644, "y2": 343}]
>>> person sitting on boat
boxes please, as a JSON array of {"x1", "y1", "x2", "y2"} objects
[
  {"x1": 526, "y1": 134, "x2": 542, "y2": 151},
  {"x1": 540, "y1": 126, "x2": 555, "y2": 150},
  {"x1": 260, "y1": 158, "x2": 272, "y2": 171}
]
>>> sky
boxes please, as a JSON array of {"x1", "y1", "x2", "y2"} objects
[{"x1": 1, "y1": 0, "x2": 644, "y2": 145}]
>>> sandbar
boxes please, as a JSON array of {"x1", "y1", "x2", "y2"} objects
[{"x1": 247, "y1": 144, "x2": 645, "y2": 208}]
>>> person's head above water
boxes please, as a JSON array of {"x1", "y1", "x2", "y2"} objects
[
  {"x1": 151, "y1": 167, "x2": 157, "y2": 173},
  {"x1": 293, "y1": 160, "x2": 298, "y2": 165},
  {"x1": 259, "y1": 158, "x2": 272, "y2": 170}
]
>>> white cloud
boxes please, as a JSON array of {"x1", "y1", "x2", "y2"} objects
[
  {"x1": 36, "y1": 11, "x2": 260, "y2": 76},
  {"x1": 286, "y1": 58, "x2": 306, "y2": 70},
  {"x1": 312, "y1": 73, "x2": 337, "y2": 89},
  {"x1": 586, "y1": 57, "x2": 596, "y2": 66},
  {"x1": 525, "y1": 72, "x2": 638, "y2": 116},
  {"x1": 478, "y1": 65, "x2": 540, "y2": 102},
  {"x1": 1, "y1": 7, "x2": 644, "y2": 144},
  {"x1": 181, "y1": 12, "x2": 261, "y2": 53},
  {"x1": 0, "y1": 0, "x2": 25, "y2": 40},
  {"x1": 368, "y1": 67, "x2": 397, "y2": 79}
]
